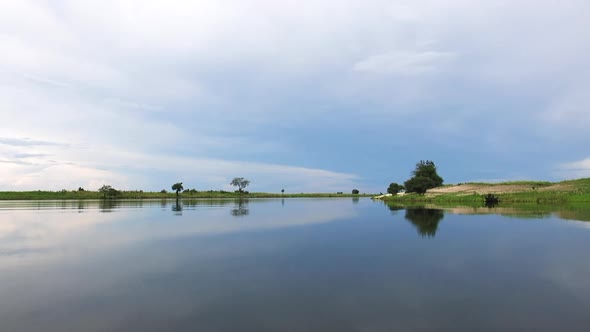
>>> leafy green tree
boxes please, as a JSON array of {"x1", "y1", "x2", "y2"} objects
[
  {"x1": 404, "y1": 176, "x2": 435, "y2": 195},
  {"x1": 230, "y1": 177, "x2": 250, "y2": 193},
  {"x1": 412, "y1": 160, "x2": 443, "y2": 187},
  {"x1": 171, "y1": 182, "x2": 184, "y2": 197},
  {"x1": 98, "y1": 185, "x2": 113, "y2": 199},
  {"x1": 352, "y1": 189, "x2": 360, "y2": 194},
  {"x1": 387, "y1": 183, "x2": 404, "y2": 195},
  {"x1": 98, "y1": 185, "x2": 119, "y2": 199},
  {"x1": 402, "y1": 160, "x2": 443, "y2": 195}
]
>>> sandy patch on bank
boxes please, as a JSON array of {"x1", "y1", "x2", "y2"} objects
[{"x1": 427, "y1": 183, "x2": 574, "y2": 195}]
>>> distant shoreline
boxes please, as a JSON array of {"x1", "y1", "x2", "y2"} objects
[{"x1": 0, "y1": 191, "x2": 375, "y2": 201}]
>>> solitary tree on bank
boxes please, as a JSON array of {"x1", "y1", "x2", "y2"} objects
[
  {"x1": 404, "y1": 160, "x2": 444, "y2": 195},
  {"x1": 230, "y1": 177, "x2": 250, "y2": 193},
  {"x1": 172, "y1": 182, "x2": 184, "y2": 197}
]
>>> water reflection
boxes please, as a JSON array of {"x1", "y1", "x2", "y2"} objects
[
  {"x1": 172, "y1": 200, "x2": 183, "y2": 215},
  {"x1": 404, "y1": 208, "x2": 444, "y2": 237},
  {"x1": 99, "y1": 199, "x2": 119, "y2": 212},
  {"x1": 231, "y1": 199, "x2": 249, "y2": 217},
  {"x1": 383, "y1": 201, "x2": 590, "y2": 223},
  {"x1": 386, "y1": 204, "x2": 405, "y2": 212},
  {"x1": 1, "y1": 199, "x2": 590, "y2": 331}
]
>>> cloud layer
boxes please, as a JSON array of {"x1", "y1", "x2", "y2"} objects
[{"x1": 1, "y1": 0, "x2": 589, "y2": 191}]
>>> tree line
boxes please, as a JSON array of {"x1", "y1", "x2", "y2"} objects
[{"x1": 97, "y1": 177, "x2": 252, "y2": 199}]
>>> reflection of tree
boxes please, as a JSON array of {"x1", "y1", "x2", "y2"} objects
[
  {"x1": 231, "y1": 199, "x2": 249, "y2": 217},
  {"x1": 172, "y1": 199, "x2": 183, "y2": 216},
  {"x1": 99, "y1": 199, "x2": 118, "y2": 212},
  {"x1": 387, "y1": 204, "x2": 405, "y2": 212},
  {"x1": 352, "y1": 197, "x2": 360, "y2": 204},
  {"x1": 404, "y1": 208, "x2": 444, "y2": 237}
]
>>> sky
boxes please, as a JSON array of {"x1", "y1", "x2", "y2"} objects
[{"x1": 1, "y1": 0, "x2": 589, "y2": 193}]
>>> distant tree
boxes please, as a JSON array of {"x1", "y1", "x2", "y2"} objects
[
  {"x1": 411, "y1": 160, "x2": 443, "y2": 187},
  {"x1": 98, "y1": 185, "x2": 119, "y2": 199},
  {"x1": 160, "y1": 189, "x2": 167, "y2": 194},
  {"x1": 404, "y1": 176, "x2": 435, "y2": 195},
  {"x1": 99, "y1": 185, "x2": 113, "y2": 199},
  {"x1": 281, "y1": 188, "x2": 285, "y2": 195},
  {"x1": 171, "y1": 182, "x2": 184, "y2": 197},
  {"x1": 230, "y1": 177, "x2": 250, "y2": 193},
  {"x1": 78, "y1": 187, "x2": 85, "y2": 192},
  {"x1": 352, "y1": 189, "x2": 360, "y2": 194},
  {"x1": 387, "y1": 183, "x2": 404, "y2": 195}
]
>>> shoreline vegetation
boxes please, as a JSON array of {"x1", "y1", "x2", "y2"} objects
[
  {"x1": 0, "y1": 190, "x2": 374, "y2": 200},
  {"x1": 2, "y1": 178, "x2": 589, "y2": 203},
  {"x1": 378, "y1": 178, "x2": 590, "y2": 204}
]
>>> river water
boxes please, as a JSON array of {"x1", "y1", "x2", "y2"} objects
[{"x1": 1, "y1": 198, "x2": 589, "y2": 331}]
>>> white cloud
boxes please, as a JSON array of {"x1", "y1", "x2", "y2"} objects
[
  {"x1": 0, "y1": 139, "x2": 361, "y2": 192},
  {"x1": 353, "y1": 50, "x2": 455, "y2": 75},
  {"x1": 1, "y1": 0, "x2": 590, "y2": 188},
  {"x1": 556, "y1": 158, "x2": 590, "y2": 179}
]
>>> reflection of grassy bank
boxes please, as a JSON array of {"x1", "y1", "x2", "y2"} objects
[
  {"x1": 0, "y1": 191, "x2": 374, "y2": 200},
  {"x1": 384, "y1": 201, "x2": 590, "y2": 223},
  {"x1": 384, "y1": 192, "x2": 590, "y2": 204}
]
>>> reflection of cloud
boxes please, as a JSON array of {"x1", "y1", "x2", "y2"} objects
[
  {"x1": 0, "y1": 199, "x2": 356, "y2": 264},
  {"x1": 0, "y1": 247, "x2": 50, "y2": 257}
]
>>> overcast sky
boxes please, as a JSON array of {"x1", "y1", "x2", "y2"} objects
[{"x1": 1, "y1": 0, "x2": 589, "y2": 193}]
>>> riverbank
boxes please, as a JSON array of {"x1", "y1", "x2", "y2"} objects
[
  {"x1": 380, "y1": 178, "x2": 590, "y2": 204},
  {"x1": 0, "y1": 190, "x2": 374, "y2": 200}
]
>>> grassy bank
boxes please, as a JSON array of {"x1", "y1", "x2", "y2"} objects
[
  {"x1": 382, "y1": 178, "x2": 590, "y2": 204},
  {"x1": 0, "y1": 190, "x2": 374, "y2": 200}
]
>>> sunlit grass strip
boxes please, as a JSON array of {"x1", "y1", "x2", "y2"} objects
[{"x1": 460, "y1": 181, "x2": 553, "y2": 187}]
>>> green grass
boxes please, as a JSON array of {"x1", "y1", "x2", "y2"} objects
[
  {"x1": 0, "y1": 190, "x2": 375, "y2": 200},
  {"x1": 459, "y1": 180, "x2": 553, "y2": 187},
  {"x1": 382, "y1": 177, "x2": 590, "y2": 204}
]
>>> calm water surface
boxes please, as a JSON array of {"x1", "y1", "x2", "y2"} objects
[{"x1": 1, "y1": 198, "x2": 590, "y2": 331}]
